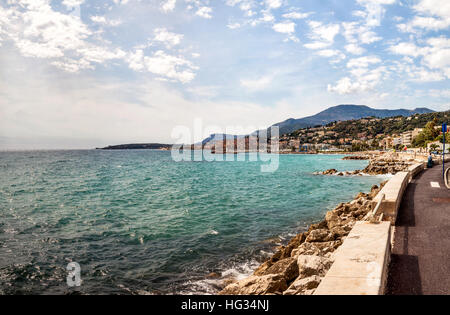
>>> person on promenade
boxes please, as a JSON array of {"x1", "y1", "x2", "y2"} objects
[{"x1": 427, "y1": 152, "x2": 434, "y2": 168}]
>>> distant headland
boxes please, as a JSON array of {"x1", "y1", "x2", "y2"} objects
[{"x1": 97, "y1": 143, "x2": 172, "y2": 150}]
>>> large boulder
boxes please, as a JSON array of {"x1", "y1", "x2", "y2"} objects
[
  {"x1": 297, "y1": 255, "x2": 333, "y2": 278},
  {"x1": 291, "y1": 242, "x2": 321, "y2": 257},
  {"x1": 313, "y1": 240, "x2": 342, "y2": 254},
  {"x1": 330, "y1": 226, "x2": 349, "y2": 238},
  {"x1": 325, "y1": 211, "x2": 341, "y2": 229},
  {"x1": 322, "y1": 168, "x2": 338, "y2": 175},
  {"x1": 219, "y1": 274, "x2": 288, "y2": 295},
  {"x1": 307, "y1": 220, "x2": 328, "y2": 233},
  {"x1": 280, "y1": 233, "x2": 306, "y2": 259},
  {"x1": 253, "y1": 261, "x2": 272, "y2": 276},
  {"x1": 259, "y1": 257, "x2": 298, "y2": 282},
  {"x1": 305, "y1": 229, "x2": 334, "y2": 243},
  {"x1": 291, "y1": 241, "x2": 342, "y2": 258},
  {"x1": 283, "y1": 275, "x2": 321, "y2": 295}
]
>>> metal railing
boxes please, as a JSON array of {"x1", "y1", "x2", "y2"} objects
[
  {"x1": 368, "y1": 193, "x2": 385, "y2": 223},
  {"x1": 445, "y1": 167, "x2": 450, "y2": 189}
]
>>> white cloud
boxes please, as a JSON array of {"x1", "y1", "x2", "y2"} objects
[
  {"x1": 196, "y1": 6, "x2": 212, "y2": 19},
  {"x1": 90, "y1": 15, "x2": 122, "y2": 26},
  {"x1": 389, "y1": 37, "x2": 450, "y2": 80},
  {"x1": 317, "y1": 49, "x2": 346, "y2": 63},
  {"x1": 410, "y1": 68, "x2": 445, "y2": 82},
  {"x1": 240, "y1": 75, "x2": 272, "y2": 91},
  {"x1": 328, "y1": 77, "x2": 363, "y2": 94},
  {"x1": 345, "y1": 43, "x2": 366, "y2": 55},
  {"x1": 304, "y1": 42, "x2": 330, "y2": 50},
  {"x1": 347, "y1": 55, "x2": 381, "y2": 68},
  {"x1": 356, "y1": 0, "x2": 395, "y2": 27},
  {"x1": 304, "y1": 21, "x2": 340, "y2": 49},
  {"x1": 227, "y1": 22, "x2": 241, "y2": 29},
  {"x1": 0, "y1": 1, "x2": 198, "y2": 82},
  {"x1": 113, "y1": 0, "x2": 130, "y2": 5},
  {"x1": 342, "y1": 22, "x2": 382, "y2": 45},
  {"x1": 161, "y1": 0, "x2": 177, "y2": 13},
  {"x1": 329, "y1": 54, "x2": 386, "y2": 95},
  {"x1": 282, "y1": 11, "x2": 310, "y2": 20},
  {"x1": 154, "y1": 28, "x2": 184, "y2": 48},
  {"x1": 265, "y1": 0, "x2": 282, "y2": 10},
  {"x1": 317, "y1": 49, "x2": 341, "y2": 57},
  {"x1": 272, "y1": 21, "x2": 296, "y2": 34},
  {"x1": 62, "y1": 0, "x2": 85, "y2": 8},
  {"x1": 272, "y1": 21, "x2": 299, "y2": 42},
  {"x1": 328, "y1": 66, "x2": 387, "y2": 94},
  {"x1": 398, "y1": 0, "x2": 450, "y2": 32},
  {"x1": 128, "y1": 50, "x2": 197, "y2": 83},
  {"x1": 389, "y1": 42, "x2": 423, "y2": 57},
  {"x1": 414, "y1": 0, "x2": 450, "y2": 22}
]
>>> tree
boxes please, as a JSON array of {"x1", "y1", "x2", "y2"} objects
[
  {"x1": 371, "y1": 139, "x2": 380, "y2": 149},
  {"x1": 434, "y1": 134, "x2": 449, "y2": 144},
  {"x1": 430, "y1": 143, "x2": 439, "y2": 152},
  {"x1": 412, "y1": 119, "x2": 440, "y2": 148}
]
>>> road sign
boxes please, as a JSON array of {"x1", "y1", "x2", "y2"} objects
[{"x1": 443, "y1": 123, "x2": 448, "y2": 133}]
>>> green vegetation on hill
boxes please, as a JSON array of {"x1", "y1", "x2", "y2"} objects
[
  {"x1": 284, "y1": 110, "x2": 449, "y2": 150},
  {"x1": 411, "y1": 120, "x2": 441, "y2": 148}
]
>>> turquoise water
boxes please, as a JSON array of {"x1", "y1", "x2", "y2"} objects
[{"x1": 0, "y1": 150, "x2": 385, "y2": 294}]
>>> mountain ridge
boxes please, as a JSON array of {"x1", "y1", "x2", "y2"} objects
[{"x1": 269, "y1": 105, "x2": 434, "y2": 135}]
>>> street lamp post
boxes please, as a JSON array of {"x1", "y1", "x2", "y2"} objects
[{"x1": 444, "y1": 123, "x2": 448, "y2": 179}]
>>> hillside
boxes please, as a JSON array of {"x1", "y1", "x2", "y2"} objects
[
  {"x1": 272, "y1": 105, "x2": 433, "y2": 135},
  {"x1": 285, "y1": 110, "x2": 449, "y2": 148}
]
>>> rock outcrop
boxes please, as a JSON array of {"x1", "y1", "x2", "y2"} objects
[
  {"x1": 362, "y1": 159, "x2": 410, "y2": 175},
  {"x1": 342, "y1": 155, "x2": 370, "y2": 160},
  {"x1": 283, "y1": 275, "x2": 321, "y2": 295},
  {"x1": 317, "y1": 153, "x2": 412, "y2": 176},
  {"x1": 219, "y1": 274, "x2": 288, "y2": 295}
]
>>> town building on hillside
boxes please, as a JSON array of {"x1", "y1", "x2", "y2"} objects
[
  {"x1": 401, "y1": 131, "x2": 413, "y2": 146},
  {"x1": 316, "y1": 143, "x2": 330, "y2": 151},
  {"x1": 393, "y1": 137, "x2": 402, "y2": 146},
  {"x1": 289, "y1": 139, "x2": 300, "y2": 149},
  {"x1": 316, "y1": 130, "x2": 325, "y2": 137},
  {"x1": 399, "y1": 128, "x2": 423, "y2": 146},
  {"x1": 300, "y1": 143, "x2": 314, "y2": 152},
  {"x1": 380, "y1": 136, "x2": 393, "y2": 149}
]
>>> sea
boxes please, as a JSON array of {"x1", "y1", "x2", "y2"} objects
[{"x1": 0, "y1": 150, "x2": 386, "y2": 294}]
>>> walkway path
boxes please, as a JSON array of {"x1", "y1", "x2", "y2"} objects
[{"x1": 387, "y1": 166, "x2": 450, "y2": 295}]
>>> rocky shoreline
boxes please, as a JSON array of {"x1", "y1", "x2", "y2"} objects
[
  {"x1": 218, "y1": 182, "x2": 387, "y2": 295},
  {"x1": 316, "y1": 154, "x2": 413, "y2": 176},
  {"x1": 217, "y1": 152, "x2": 410, "y2": 295}
]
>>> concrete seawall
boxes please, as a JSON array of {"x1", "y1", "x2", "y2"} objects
[
  {"x1": 314, "y1": 162, "x2": 425, "y2": 295},
  {"x1": 314, "y1": 221, "x2": 391, "y2": 295}
]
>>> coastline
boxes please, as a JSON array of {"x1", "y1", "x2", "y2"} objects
[{"x1": 216, "y1": 152, "x2": 414, "y2": 295}]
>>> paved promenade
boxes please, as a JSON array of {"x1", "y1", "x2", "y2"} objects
[{"x1": 387, "y1": 166, "x2": 450, "y2": 295}]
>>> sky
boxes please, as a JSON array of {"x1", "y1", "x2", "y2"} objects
[{"x1": 0, "y1": 0, "x2": 449, "y2": 149}]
